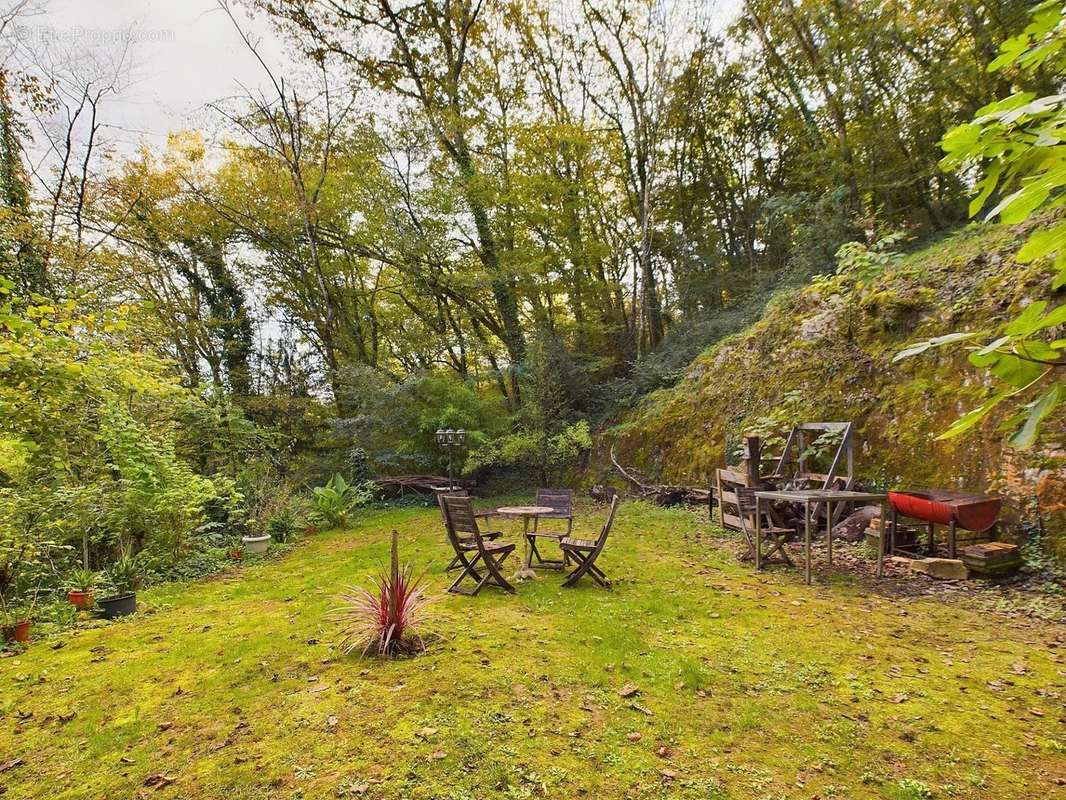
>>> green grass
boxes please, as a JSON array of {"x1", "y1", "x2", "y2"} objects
[{"x1": 2, "y1": 500, "x2": 1063, "y2": 799}]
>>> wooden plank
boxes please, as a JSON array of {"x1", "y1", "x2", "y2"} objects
[
  {"x1": 796, "y1": 422, "x2": 850, "y2": 432},
  {"x1": 722, "y1": 512, "x2": 745, "y2": 531},
  {"x1": 716, "y1": 468, "x2": 751, "y2": 485}
]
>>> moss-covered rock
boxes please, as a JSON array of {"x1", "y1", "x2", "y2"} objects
[{"x1": 606, "y1": 222, "x2": 1066, "y2": 558}]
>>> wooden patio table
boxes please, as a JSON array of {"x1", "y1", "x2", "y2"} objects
[
  {"x1": 495, "y1": 505, "x2": 555, "y2": 581},
  {"x1": 752, "y1": 489, "x2": 888, "y2": 584}
]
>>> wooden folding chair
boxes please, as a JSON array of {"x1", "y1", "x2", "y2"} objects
[
  {"x1": 735, "y1": 487, "x2": 796, "y2": 566},
  {"x1": 434, "y1": 489, "x2": 501, "y2": 572},
  {"x1": 560, "y1": 496, "x2": 619, "y2": 588},
  {"x1": 528, "y1": 488, "x2": 574, "y2": 568},
  {"x1": 439, "y1": 494, "x2": 516, "y2": 595}
]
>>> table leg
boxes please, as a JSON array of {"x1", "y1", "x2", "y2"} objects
[
  {"x1": 877, "y1": 500, "x2": 887, "y2": 578},
  {"x1": 804, "y1": 500, "x2": 812, "y2": 585},
  {"x1": 755, "y1": 496, "x2": 762, "y2": 570},
  {"x1": 512, "y1": 515, "x2": 538, "y2": 581},
  {"x1": 826, "y1": 501, "x2": 834, "y2": 565},
  {"x1": 890, "y1": 507, "x2": 898, "y2": 555},
  {"x1": 524, "y1": 516, "x2": 532, "y2": 568},
  {"x1": 948, "y1": 520, "x2": 957, "y2": 559}
]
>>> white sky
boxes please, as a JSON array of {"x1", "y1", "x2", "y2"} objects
[
  {"x1": 8, "y1": 0, "x2": 297, "y2": 156},
  {"x1": 8, "y1": 0, "x2": 742, "y2": 161}
]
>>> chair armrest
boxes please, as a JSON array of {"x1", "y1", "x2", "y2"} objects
[{"x1": 473, "y1": 510, "x2": 497, "y2": 518}]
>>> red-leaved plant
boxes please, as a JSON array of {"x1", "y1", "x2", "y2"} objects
[{"x1": 333, "y1": 530, "x2": 431, "y2": 657}]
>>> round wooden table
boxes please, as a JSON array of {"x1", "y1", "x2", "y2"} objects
[{"x1": 495, "y1": 505, "x2": 554, "y2": 581}]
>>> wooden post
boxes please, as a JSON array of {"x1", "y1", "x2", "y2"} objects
[
  {"x1": 741, "y1": 435, "x2": 761, "y2": 486},
  {"x1": 388, "y1": 530, "x2": 399, "y2": 625}
]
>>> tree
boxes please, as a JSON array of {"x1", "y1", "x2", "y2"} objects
[
  {"x1": 253, "y1": 0, "x2": 528, "y2": 402},
  {"x1": 897, "y1": 0, "x2": 1066, "y2": 448}
]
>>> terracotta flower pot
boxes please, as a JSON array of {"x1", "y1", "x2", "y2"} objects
[
  {"x1": 2, "y1": 619, "x2": 31, "y2": 643},
  {"x1": 68, "y1": 589, "x2": 95, "y2": 610}
]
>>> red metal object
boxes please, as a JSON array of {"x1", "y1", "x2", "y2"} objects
[{"x1": 888, "y1": 489, "x2": 1001, "y2": 533}]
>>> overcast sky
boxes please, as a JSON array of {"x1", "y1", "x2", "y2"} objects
[
  {"x1": 7, "y1": 0, "x2": 741, "y2": 162},
  {"x1": 8, "y1": 0, "x2": 296, "y2": 155}
]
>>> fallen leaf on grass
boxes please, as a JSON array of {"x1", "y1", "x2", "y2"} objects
[
  {"x1": 416, "y1": 726, "x2": 438, "y2": 739},
  {"x1": 890, "y1": 693, "x2": 909, "y2": 704},
  {"x1": 143, "y1": 774, "x2": 176, "y2": 789},
  {"x1": 628, "y1": 702, "x2": 653, "y2": 716},
  {"x1": 430, "y1": 750, "x2": 446, "y2": 761},
  {"x1": 660, "y1": 768, "x2": 678, "y2": 780},
  {"x1": 626, "y1": 732, "x2": 641, "y2": 742},
  {"x1": 1029, "y1": 708, "x2": 1044, "y2": 718},
  {"x1": 618, "y1": 683, "x2": 640, "y2": 698},
  {"x1": 0, "y1": 758, "x2": 24, "y2": 773}
]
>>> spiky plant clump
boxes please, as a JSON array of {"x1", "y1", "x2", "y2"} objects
[{"x1": 333, "y1": 530, "x2": 431, "y2": 657}]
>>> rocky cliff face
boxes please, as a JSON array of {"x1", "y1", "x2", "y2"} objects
[{"x1": 606, "y1": 222, "x2": 1065, "y2": 558}]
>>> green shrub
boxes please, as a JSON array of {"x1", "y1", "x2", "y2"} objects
[
  {"x1": 466, "y1": 421, "x2": 592, "y2": 486},
  {"x1": 310, "y1": 474, "x2": 372, "y2": 529}
]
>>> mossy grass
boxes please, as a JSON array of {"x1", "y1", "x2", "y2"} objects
[{"x1": 1, "y1": 500, "x2": 1062, "y2": 798}]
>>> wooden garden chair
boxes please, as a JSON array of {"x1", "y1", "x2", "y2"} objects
[
  {"x1": 528, "y1": 488, "x2": 574, "y2": 568},
  {"x1": 434, "y1": 489, "x2": 501, "y2": 572},
  {"x1": 560, "y1": 496, "x2": 619, "y2": 588},
  {"x1": 438, "y1": 494, "x2": 516, "y2": 596},
  {"x1": 735, "y1": 487, "x2": 796, "y2": 566}
]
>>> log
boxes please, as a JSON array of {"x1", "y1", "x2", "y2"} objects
[
  {"x1": 373, "y1": 475, "x2": 474, "y2": 496},
  {"x1": 608, "y1": 446, "x2": 710, "y2": 507},
  {"x1": 833, "y1": 505, "x2": 881, "y2": 543}
]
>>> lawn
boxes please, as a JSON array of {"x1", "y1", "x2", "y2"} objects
[{"x1": 1, "y1": 499, "x2": 1063, "y2": 799}]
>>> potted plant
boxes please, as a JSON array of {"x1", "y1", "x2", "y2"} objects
[
  {"x1": 1, "y1": 601, "x2": 32, "y2": 643},
  {"x1": 0, "y1": 514, "x2": 51, "y2": 644},
  {"x1": 67, "y1": 567, "x2": 98, "y2": 610},
  {"x1": 98, "y1": 547, "x2": 142, "y2": 619},
  {"x1": 241, "y1": 522, "x2": 271, "y2": 555}
]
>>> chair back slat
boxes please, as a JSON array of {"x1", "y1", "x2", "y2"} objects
[
  {"x1": 441, "y1": 494, "x2": 480, "y2": 535},
  {"x1": 435, "y1": 489, "x2": 469, "y2": 523},
  {"x1": 536, "y1": 488, "x2": 573, "y2": 516},
  {"x1": 594, "y1": 496, "x2": 620, "y2": 552},
  {"x1": 735, "y1": 487, "x2": 757, "y2": 517},
  {"x1": 437, "y1": 494, "x2": 463, "y2": 552}
]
